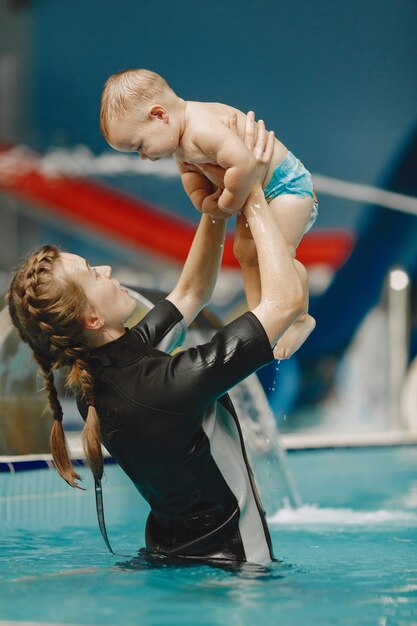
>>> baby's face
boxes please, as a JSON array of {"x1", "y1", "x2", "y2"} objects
[{"x1": 107, "y1": 111, "x2": 179, "y2": 161}]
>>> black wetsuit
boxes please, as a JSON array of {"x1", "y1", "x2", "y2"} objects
[{"x1": 78, "y1": 299, "x2": 275, "y2": 564}]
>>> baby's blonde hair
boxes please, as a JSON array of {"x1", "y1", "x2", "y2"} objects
[{"x1": 100, "y1": 69, "x2": 173, "y2": 139}]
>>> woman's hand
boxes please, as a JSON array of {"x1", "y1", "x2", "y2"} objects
[
  {"x1": 191, "y1": 111, "x2": 274, "y2": 218},
  {"x1": 200, "y1": 111, "x2": 274, "y2": 189},
  {"x1": 230, "y1": 111, "x2": 275, "y2": 185}
]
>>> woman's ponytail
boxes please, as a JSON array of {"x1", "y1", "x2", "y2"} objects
[
  {"x1": 68, "y1": 358, "x2": 103, "y2": 482},
  {"x1": 43, "y1": 366, "x2": 82, "y2": 488}
]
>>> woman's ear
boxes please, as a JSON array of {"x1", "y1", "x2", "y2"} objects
[
  {"x1": 148, "y1": 104, "x2": 168, "y2": 121},
  {"x1": 83, "y1": 308, "x2": 104, "y2": 332}
]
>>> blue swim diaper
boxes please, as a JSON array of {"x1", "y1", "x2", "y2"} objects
[{"x1": 263, "y1": 151, "x2": 318, "y2": 234}]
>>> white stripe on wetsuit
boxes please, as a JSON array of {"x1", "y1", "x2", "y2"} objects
[{"x1": 202, "y1": 403, "x2": 272, "y2": 565}]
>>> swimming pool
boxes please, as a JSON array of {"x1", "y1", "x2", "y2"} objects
[{"x1": 1, "y1": 445, "x2": 416, "y2": 626}]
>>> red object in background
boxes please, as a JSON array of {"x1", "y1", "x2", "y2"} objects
[{"x1": 0, "y1": 151, "x2": 354, "y2": 269}]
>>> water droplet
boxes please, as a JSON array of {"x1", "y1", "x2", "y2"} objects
[
  {"x1": 245, "y1": 221, "x2": 249, "y2": 228},
  {"x1": 212, "y1": 218, "x2": 216, "y2": 224}
]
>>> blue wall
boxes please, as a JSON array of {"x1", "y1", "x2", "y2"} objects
[{"x1": 31, "y1": 0, "x2": 417, "y2": 193}]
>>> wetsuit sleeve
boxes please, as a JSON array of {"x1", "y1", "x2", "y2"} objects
[
  {"x1": 162, "y1": 311, "x2": 274, "y2": 411},
  {"x1": 155, "y1": 318, "x2": 187, "y2": 354},
  {"x1": 131, "y1": 298, "x2": 186, "y2": 350}
]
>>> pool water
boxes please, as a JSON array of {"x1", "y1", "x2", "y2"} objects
[{"x1": 1, "y1": 446, "x2": 417, "y2": 626}]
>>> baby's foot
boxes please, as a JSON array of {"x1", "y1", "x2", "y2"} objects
[{"x1": 273, "y1": 314, "x2": 316, "y2": 360}]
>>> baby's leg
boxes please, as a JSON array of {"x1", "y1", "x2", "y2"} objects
[
  {"x1": 233, "y1": 212, "x2": 261, "y2": 310},
  {"x1": 268, "y1": 194, "x2": 316, "y2": 360}
]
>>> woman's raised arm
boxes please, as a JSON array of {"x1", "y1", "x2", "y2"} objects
[
  {"x1": 238, "y1": 114, "x2": 306, "y2": 345},
  {"x1": 246, "y1": 185, "x2": 306, "y2": 346},
  {"x1": 166, "y1": 214, "x2": 227, "y2": 326}
]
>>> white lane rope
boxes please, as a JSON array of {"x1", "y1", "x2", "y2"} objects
[{"x1": 313, "y1": 174, "x2": 417, "y2": 217}]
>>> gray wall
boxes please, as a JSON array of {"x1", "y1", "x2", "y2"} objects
[{"x1": 0, "y1": 1, "x2": 32, "y2": 142}]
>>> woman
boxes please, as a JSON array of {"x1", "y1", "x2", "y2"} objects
[{"x1": 7, "y1": 116, "x2": 305, "y2": 565}]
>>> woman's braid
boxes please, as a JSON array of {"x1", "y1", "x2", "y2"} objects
[{"x1": 6, "y1": 245, "x2": 103, "y2": 487}]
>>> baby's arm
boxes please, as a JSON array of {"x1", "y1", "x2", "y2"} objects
[
  {"x1": 176, "y1": 159, "x2": 228, "y2": 219},
  {"x1": 215, "y1": 131, "x2": 257, "y2": 214},
  {"x1": 190, "y1": 124, "x2": 257, "y2": 215}
]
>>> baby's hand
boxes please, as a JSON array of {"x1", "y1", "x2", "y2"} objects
[{"x1": 200, "y1": 188, "x2": 230, "y2": 219}]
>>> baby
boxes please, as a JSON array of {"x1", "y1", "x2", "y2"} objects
[{"x1": 100, "y1": 69, "x2": 318, "y2": 359}]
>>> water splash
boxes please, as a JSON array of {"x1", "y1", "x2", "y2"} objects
[{"x1": 268, "y1": 504, "x2": 417, "y2": 527}]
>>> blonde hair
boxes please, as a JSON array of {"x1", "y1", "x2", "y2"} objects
[
  {"x1": 7, "y1": 245, "x2": 103, "y2": 488},
  {"x1": 100, "y1": 69, "x2": 173, "y2": 139}
]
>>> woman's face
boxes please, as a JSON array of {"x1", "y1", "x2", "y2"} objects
[{"x1": 59, "y1": 253, "x2": 136, "y2": 337}]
